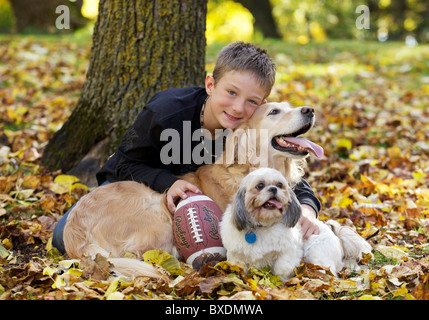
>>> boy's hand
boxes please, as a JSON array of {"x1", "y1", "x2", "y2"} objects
[
  {"x1": 299, "y1": 204, "x2": 320, "y2": 239},
  {"x1": 167, "y1": 180, "x2": 202, "y2": 214}
]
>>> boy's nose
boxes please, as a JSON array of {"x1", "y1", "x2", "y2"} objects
[{"x1": 232, "y1": 101, "x2": 245, "y2": 114}]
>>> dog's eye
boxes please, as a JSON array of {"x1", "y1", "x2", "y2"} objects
[
  {"x1": 268, "y1": 109, "x2": 280, "y2": 116},
  {"x1": 256, "y1": 183, "x2": 265, "y2": 190},
  {"x1": 276, "y1": 182, "x2": 283, "y2": 188}
]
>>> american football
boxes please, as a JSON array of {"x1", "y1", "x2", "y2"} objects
[{"x1": 173, "y1": 192, "x2": 226, "y2": 266}]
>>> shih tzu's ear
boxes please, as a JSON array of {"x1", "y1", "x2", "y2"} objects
[
  {"x1": 282, "y1": 188, "x2": 302, "y2": 228},
  {"x1": 232, "y1": 187, "x2": 254, "y2": 231}
]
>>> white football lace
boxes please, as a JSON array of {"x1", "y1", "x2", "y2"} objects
[{"x1": 186, "y1": 207, "x2": 203, "y2": 243}]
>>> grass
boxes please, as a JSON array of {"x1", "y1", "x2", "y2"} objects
[{"x1": 369, "y1": 250, "x2": 398, "y2": 268}]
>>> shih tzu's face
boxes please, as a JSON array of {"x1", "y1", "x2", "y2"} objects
[{"x1": 232, "y1": 168, "x2": 302, "y2": 231}]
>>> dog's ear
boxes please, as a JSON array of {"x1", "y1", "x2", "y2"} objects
[
  {"x1": 232, "y1": 187, "x2": 253, "y2": 231},
  {"x1": 282, "y1": 188, "x2": 302, "y2": 228}
]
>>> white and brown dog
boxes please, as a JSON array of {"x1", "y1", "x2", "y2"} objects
[{"x1": 220, "y1": 168, "x2": 372, "y2": 280}]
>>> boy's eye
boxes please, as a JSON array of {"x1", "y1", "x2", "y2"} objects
[
  {"x1": 228, "y1": 90, "x2": 236, "y2": 96},
  {"x1": 249, "y1": 99, "x2": 258, "y2": 106}
]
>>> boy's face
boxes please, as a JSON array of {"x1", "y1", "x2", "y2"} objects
[{"x1": 204, "y1": 70, "x2": 267, "y2": 131}]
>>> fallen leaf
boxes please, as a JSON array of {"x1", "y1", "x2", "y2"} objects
[
  {"x1": 376, "y1": 245, "x2": 408, "y2": 261},
  {"x1": 143, "y1": 250, "x2": 184, "y2": 276}
]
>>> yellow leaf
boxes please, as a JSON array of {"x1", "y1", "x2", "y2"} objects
[
  {"x1": 412, "y1": 170, "x2": 426, "y2": 184},
  {"x1": 50, "y1": 175, "x2": 87, "y2": 194},
  {"x1": 0, "y1": 245, "x2": 10, "y2": 259},
  {"x1": 59, "y1": 259, "x2": 80, "y2": 268},
  {"x1": 49, "y1": 182, "x2": 69, "y2": 195},
  {"x1": 358, "y1": 295, "x2": 382, "y2": 300},
  {"x1": 360, "y1": 222, "x2": 379, "y2": 239},
  {"x1": 106, "y1": 291, "x2": 125, "y2": 300},
  {"x1": 2, "y1": 238, "x2": 12, "y2": 249},
  {"x1": 376, "y1": 245, "x2": 408, "y2": 260},
  {"x1": 66, "y1": 268, "x2": 83, "y2": 277},
  {"x1": 52, "y1": 274, "x2": 66, "y2": 289},
  {"x1": 339, "y1": 196, "x2": 353, "y2": 208},
  {"x1": 405, "y1": 293, "x2": 416, "y2": 300},
  {"x1": 43, "y1": 266, "x2": 57, "y2": 277},
  {"x1": 7, "y1": 106, "x2": 28, "y2": 124},
  {"x1": 11, "y1": 188, "x2": 34, "y2": 200},
  {"x1": 335, "y1": 279, "x2": 357, "y2": 293},
  {"x1": 22, "y1": 175, "x2": 41, "y2": 189},
  {"x1": 9, "y1": 149, "x2": 24, "y2": 159},
  {"x1": 387, "y1": 146, "x2": 402, "y2": 159},
  {"x1": 103, "y1": 277, "x2": 120, "y2": 299},
  {"x1": 246, "y1": 278, "x2": 258, "y2": 291},
  {"x1": 214, "y1": 260, "x2": 245, "y2": 275},
  {"x1": 393, "y1": 284, "x2": 409, "y2": 298},
  {"x1": 336, "y1": 138, "x2": 352, "y2": 150},
  {"x1": 297, "y1": 34, "x2": 310, "y2": 45},
  {"x1": 45, "y1": 237, "x2": 53, "y2": 252},
  {"x1": 143, "y1": 249, "x2": 184, "y2": 276},
  {"x1": 360, "y1": 174, "x2": 374, "y2": 184},
  {"x1": 71, "y1": 182, "x2": 89, "y2": 191},
  {"x1": 54, "y1": 174, "x2": 80, "y2": 187}
]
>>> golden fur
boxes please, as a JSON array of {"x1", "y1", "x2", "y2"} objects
[{"x1": 63, "y1": 102, "x2": 318, "y2": 277}]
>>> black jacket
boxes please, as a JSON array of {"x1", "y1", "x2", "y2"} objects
[{"x1": 96, "y1": 87, "x2": 321, "y2": 213}]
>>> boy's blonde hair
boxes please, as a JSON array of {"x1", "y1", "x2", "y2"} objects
[{"x1": 213, "y1": 42, "x2": 276, "y2": 98}]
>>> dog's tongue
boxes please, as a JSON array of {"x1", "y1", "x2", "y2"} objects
[
  {"x1": 283, "y1": 137, "x2": 324, "y2": 158},
  {"x1": 268, "y1": 199, "x2": 283, "y2": 209}
]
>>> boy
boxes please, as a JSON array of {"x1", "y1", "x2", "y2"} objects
[{"x1": 53, "y1": 42, "x2": 320, "y2": 255}]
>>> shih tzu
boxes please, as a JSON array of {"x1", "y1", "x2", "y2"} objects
[{"x1": 220, "y1": 168, "x2": 372, "y2": 280}]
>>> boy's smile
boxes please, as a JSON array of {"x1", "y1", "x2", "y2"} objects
[{"x1": 203, "y1": 70, "x2": 267, "y2": 133}]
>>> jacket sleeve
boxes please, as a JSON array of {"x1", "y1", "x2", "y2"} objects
[
  {"x1": 293, "y1": 179, "x2": 321, "y2": 217},
  {"x1": 114, "y1": 107, "x2": 180, "y2": 193}
]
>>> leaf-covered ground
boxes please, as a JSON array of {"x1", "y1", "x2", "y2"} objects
[{"x1": 1, "y1": 35, "x2": 429, "y2": 300}]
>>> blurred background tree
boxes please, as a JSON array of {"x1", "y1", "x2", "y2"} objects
[{"x1": 1, "y1": 0, "x2": 427, "y2": 42}]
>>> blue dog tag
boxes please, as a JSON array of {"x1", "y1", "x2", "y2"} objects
[{"x1": 245, "y1": 232, "x2": 257, "y2": 244}]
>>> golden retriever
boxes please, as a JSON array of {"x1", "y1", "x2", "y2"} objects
[{"x1": 63, "y1": 102, "x2": 323, "y2": 278}]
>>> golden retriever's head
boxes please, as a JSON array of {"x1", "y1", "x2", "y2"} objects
[
  {"x1": 248, "y1": 102, "x2": 324, "y2": 159},
  {"x1": 220, "y1": 102, "x2": 323, "y2": 185}
]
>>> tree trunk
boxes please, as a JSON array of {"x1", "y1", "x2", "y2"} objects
[
  {"x1": 235, "y1": 0, "x2": 281, "y2": 39},
  {"x1": 41, "y1": 0, "x2": 208, "y2": 185}
]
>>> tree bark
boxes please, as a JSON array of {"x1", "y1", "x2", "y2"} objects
[{"x1": 42, "y1": 0, "x2": 208, "y2": 183}]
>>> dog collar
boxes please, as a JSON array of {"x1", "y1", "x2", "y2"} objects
[{"x1": 245, "y1": 231, "x2": 257, "y2": 244}]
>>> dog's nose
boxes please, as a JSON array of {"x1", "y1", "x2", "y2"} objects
[
  {"x1": 268, "y1": 187, "x2": 277, "y2": 195},
  {"x1": 301, "y1": 107, "x2": 314, "y2": 118}
]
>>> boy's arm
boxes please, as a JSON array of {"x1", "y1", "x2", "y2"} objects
[
  {"x1": 293, "y1": 179, "x2": 321, "y2": 217},
  {"x1": 293, "y1": 179, "x2": 321, "y2": 239}
]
